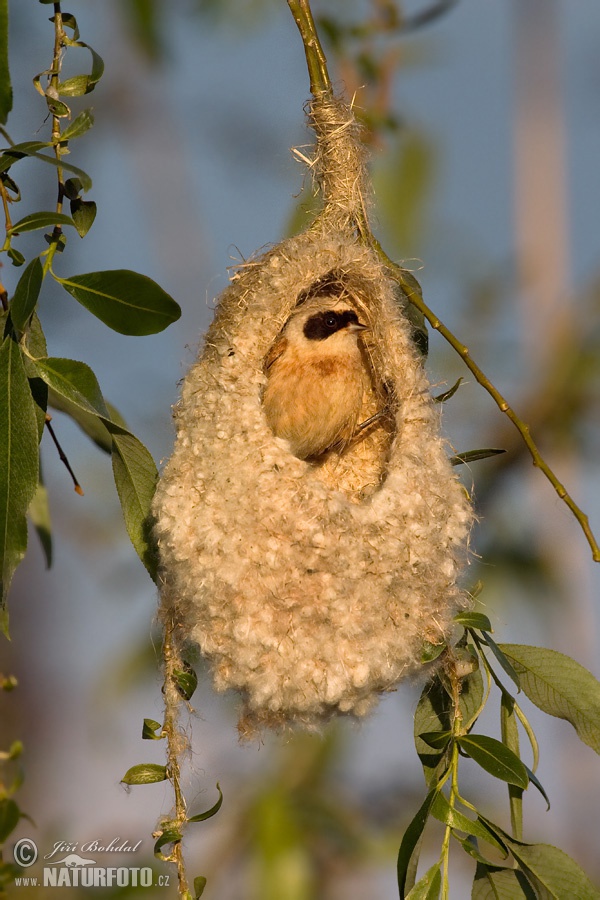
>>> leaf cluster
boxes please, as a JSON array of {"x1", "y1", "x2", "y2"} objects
[
  {"x1": 400, "y1": 612, "x2": 600, "y2": 899},
  {"x1": 121, "y1": 661, "x2": 221, "y2": 899},
  {"x1": 0, "y1": 2, "x2": 182, "y2": 636}
]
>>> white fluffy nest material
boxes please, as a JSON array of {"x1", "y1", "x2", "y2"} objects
[{"x1": 152, "y1": 227, "x2": 473, "y2": 734}]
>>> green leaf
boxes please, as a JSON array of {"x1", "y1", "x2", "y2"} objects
[
  {"x1": 507, "y1": 842, "x2": 600, "y2": 900},
  {"x1": 458, "y1": 735, "x2": 529, "y2": 789},
  {"x1": 397, "y1": 789, "x2": 437, "y2": 898},
  {"x1": 523, "y1": 764, "x2": 550, "y2": 811},
  {"x1": 187, "y1": 783, "x2": 223, "y2": 823},
  {"x1": 421, "y1": 639, "x2": 445, "y2": 663},
  {"x1": 450, "y1": 449, "x2": 506, "y2": 467},
  {"x1": 498, "y1": 644, "x2": 600, "y2": 754},
  {"x1": 480, "y1": 633, "x2": 521, "y2": 690},
  {"x1": 431, "y1": 794, "x2": 507, "y2": 855},
  {"x1": 8, "y1": 211, "x2": 76, "y2": 235},
  {"x1": 434, "y1": 378, "x2": 463, "y2": 403},
  {"x1": 472, "y1": 863, "x2": 537, "y2": 900},
  {"x1": 0, "y1": 798, "x2": 20, "y2": 843},
  {"x1": 154, "y1": 828, "x2": 182, "y2": 859},
  {"x1": 418, "y1": 731, "x2": 452, "y2": 750},
  {"x1": 142, "y1": 718, "x2": 164, "y2": 740},
  {"x1": 454, "y1": 612, "x2": 493, "y2": 632},
  {"x1": 9, "y1": 258, "x2": 43, "y2": 332},
  {"x1": 0, "y1": 143, "x2": 92, "y2": 191},
  {"x1": 173, "y1": 661, "x2": 198, "y2": 701},
  {"x1": 111, "y1": 432, "x2": 158, "y2": 581},
  {"x1": 55, "y1": 270, "x2": 181, "y2": 335},
  {"x1": 33, "y1": 357, "x2": 109, "y2": 418},
  {"x1": 60, "y1": 108, "x2": 94, "y2": 141},
  {"x1": 0, "y1": 0, "x2": 12, "y2": 125},
  {"x1": 0, "y1": 338, "x2": 39, "y2": 633},
  {"x1": 193, "y1": 876, "x2": 208, "y2": 898},
  {"x1": 28, "y1": 477, "x2": 52, "y2": 569},
  {"x1": 414, "y1": 680, "x2": 452, "y2": 786},
  {"x1": 70, "y1": 198, "x2": 96, "y2": 237},
  {"x1": 121, "y1": 763, "x2": 167, "y2": 785},
  {"x1": 7, "y1": 248, "x2": 25, "y2": 267},
  {"x1": 501, "y1": 694, "x2": 524, "y2": 839},
  {"x1": 47, "y1": 390, "x2": 114, "y2": 453},
  {"x1": 406, "y1": 862, "x2": 441, "y2": 899}
]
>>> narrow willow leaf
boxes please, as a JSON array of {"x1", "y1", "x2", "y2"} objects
[
  {"x1": 458, "y1": 666, "x2": 486, "y2": 736},
  {"x1": 33, "y1": 357, "x2": 110, "y2": 418},
  {"x1": 498, "y1": 644, "x2": 600, "y2": 754},
  {"x1": 111, "y1": 433, "x2": 159, "y2": 581},
  {"x1": 10, "y1": 257, "x2": 43, "y2": 332},
  {"x1": 194, "y1": 876, "x2": 208, "y2": 898},
  {"x1": 60, "y1": 39, "x2": 104, "y2": 92},
  {"x1": 455, "y1": 835, "x2": 499, "y2": 867},
  {"x1": 434, "y1": 377, "x2": 463, "y2": 403},
  {"x1": 523, "y1": 764, "x2": 550, "y2": 810},
  {"x1": 154, "y1": 828, "x2": 182, "y2": 859},
  {"x1": 70, "y1": 198, "x2": 96, "y2": 237},
  {"x1": 121, "y1": 763, "x2": 167, "y2": 785},
  {"x1": 173, "y1": 661, "x2": 198, "y2": 701},
  {"x1": 60, "y1": 108, "x2": 94, "y2": 141},
  {"x1": 28, "y1": 478, "x2": 52, "y2": 569},
  {"x1": 431, "y1": 793, "x2": 506, "y2": 855},
  {"x1": 406, "y1": 863, "x2": 441, "y2": 899},
  {"x1": 454, "y1": 611, "x2": 493, "y2": 632},
  {"x1": 501, "y1": 694, "x2": 524, "y2": 840},
  {"x1": 0, "y1": 798, "x2": 20, "y2": 843},
  {"x1": 0, "y1": 0, "x2": 12, "y2": 125},
  {"x1": 458, "y1": 735, "x2": 529, "y2": 789},
  {"x1": 47, "y1": 389, "x2": 117, "y2": 453},
  {"x1": 0, "y1": 144, "x2": 92, "y2": 191},
  {"x1": 418, "y1": 731, "x2": 452, "y2": 750},
  {"x1": 0, "y1": 338, "x2": 39, "y2": 631},
  {"x1": 507, "y1": 842, "x2": 600, "y2": 900},
  {"x1": 421, "y1": 639, "x2": 445, "y2": 663},
  {"x1": 142, "y1": 718, "x2": 164, "y2": 740},
  {"x1": 7, "y1": 248, "x2": 25, "y2": 267},
  {"x1": 397, "y1": 789, "x2": 438, "y2": 898},
  {"x1": 450, "y1": 449, "x2": 506, "y2": 467},
  {"x1": 57, "y1": 11, "x2": 80, "y2": 40},
  {"x1": 472, "y1": 863, "x2": 537, "y2": 900},
  {"x1": 56, "y1": 270, "x2": 181, "y2": 335},
  {"x1": 187, "y1": 784, "x2": 223, "y2": 823},
  {"x1": 482, "y1": 633, "x2": 521, "y2": 690},
  {"x1": 9, "y1": 211, "x2": 75, "y2": 235},
  {"x1": 415, "y1": 675, "x2": 471, "y2": 785}
]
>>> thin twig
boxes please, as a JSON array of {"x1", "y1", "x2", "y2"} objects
[
  {"x1": 287, "y1": 0, "x2": 332, "y2": 96},
  {"x1": 161, "y1": 615, "x2": 190, "y2": 896},
  {"x1": 45, "y1": 414, "x2": 84, "y2": 495},
  {"x1": 380, "y1": 250, "x2": 600, "y2": 562}
]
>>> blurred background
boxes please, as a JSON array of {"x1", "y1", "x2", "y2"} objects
[{"x1": 2, "y1": 0, "x2": 600, "y2": 896}]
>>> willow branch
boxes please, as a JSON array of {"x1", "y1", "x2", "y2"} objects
[
  {"x1": 161, "y1": 615, "x2": 190, "y2": 896},
  {"x1": 380, "y1": 247, "x2": 600, "y2": 563},
  {"x1": 287, "y1": 0, "x2": 331, "y2": 97}
]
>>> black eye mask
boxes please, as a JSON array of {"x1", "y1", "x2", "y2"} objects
[{"x1": 303, "y1": 309, "x2": 361, "y2": 341}]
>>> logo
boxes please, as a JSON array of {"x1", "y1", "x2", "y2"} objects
[
  {"x1": 11, "y1": 836, "x2": 168, "y2": 889},
  {"x1": 13, "y1": 838, "x2": 38, "y2": 867}
]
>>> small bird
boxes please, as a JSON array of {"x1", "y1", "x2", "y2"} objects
[{"x1": 263, "y1": 297, "x2": 370, "y2": 460}]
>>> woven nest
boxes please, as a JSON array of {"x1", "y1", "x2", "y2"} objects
[{"x1": 152, "y1": 96, "x2": 472, "y2": 734}]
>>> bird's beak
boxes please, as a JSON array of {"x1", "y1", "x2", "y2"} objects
[{"x1": 348, "y1": 322, "x2": 369, "y2": 333}]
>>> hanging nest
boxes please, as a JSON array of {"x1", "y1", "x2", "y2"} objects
[{"x1": 152, "y1": 95, "x2": 473, "y2": 734}]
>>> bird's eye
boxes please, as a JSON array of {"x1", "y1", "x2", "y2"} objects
[{"x1": 324, "y1": 314, "x2": 337, "y2": 328}]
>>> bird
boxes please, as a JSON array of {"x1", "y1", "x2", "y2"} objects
[{"x1": 262, "y1": 296, "x2": 371, "y2": 460}]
